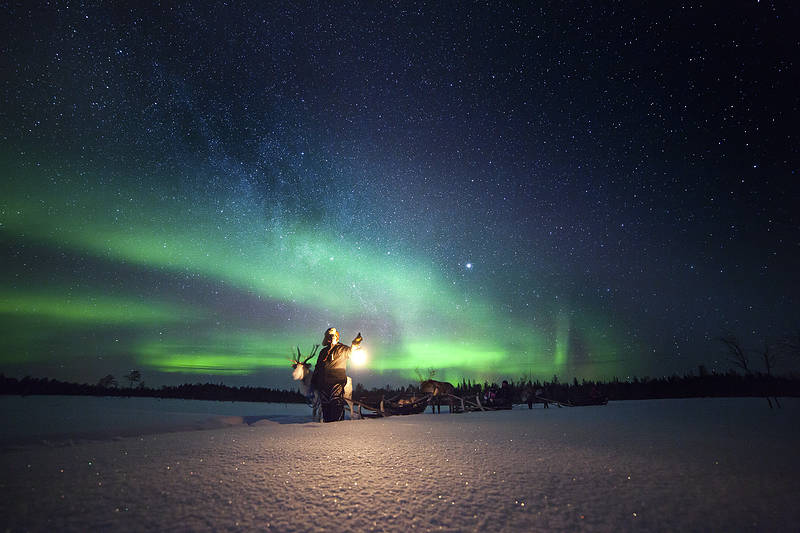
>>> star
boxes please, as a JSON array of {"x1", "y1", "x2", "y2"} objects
[{"x1": 1, "y1": 1, "x2": 797, "y2": 388}]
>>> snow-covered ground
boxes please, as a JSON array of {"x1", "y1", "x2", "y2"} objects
[
  {"x1": 1, "y1": 396, "x2": 798, "y2": 532},
  {"x1": 0, "y1": 395, "x2": 311, "y2": 446}
]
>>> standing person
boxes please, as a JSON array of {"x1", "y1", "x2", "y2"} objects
[
  {"x1": 535, "y1": 387, "x2": 548, "y2": 408},
  {"x1": 524, "y1": 382, "x2": 534, "y2": 409},
  {"x1": 494, "y1": 380, "x2": 512, "y2": 409},
  {"x1": 312, "y1": 327, "x2": 361, "y2": 422}
]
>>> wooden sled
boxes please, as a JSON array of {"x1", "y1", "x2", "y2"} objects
[
  {"x1": 350, "y1": 393, "x2": 433, "y2": 418},
  {"x1": 536, "y1": 395, "x2": 607, "y2": 407},
  {"x1": 435, "y1": 393, "x2": 512, "y2": 413},
  {"x1": 566, "y1": 396, "x2": 608, "y2": 406}
]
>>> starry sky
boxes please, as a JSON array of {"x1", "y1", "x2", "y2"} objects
[{"x1": 2, "y1": 2, "x2": 798, "y2": 389}]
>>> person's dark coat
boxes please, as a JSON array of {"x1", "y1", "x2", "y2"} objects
[
  {"x1": 494, "y1": 382, "x2": 512, "y2": 407},
  {"x1": 312, "y1": 343, "x2": 351, "y2": 388}
]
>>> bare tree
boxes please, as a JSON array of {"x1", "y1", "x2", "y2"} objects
[
  {"x1": 756, "y1": 340, "x2": 781, "y2": 408},
  {"x1": 759, "y1": 340, "x2": 778, "y2": 377},
  {"x1": 718, "y1": 334, "x2": 750, "y2": 374},
  {"x1": 720, "y1": 334, "x2": 783, "y2": 408}
]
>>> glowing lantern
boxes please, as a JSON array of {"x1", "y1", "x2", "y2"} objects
[{"x1": 351, "y1": 345, "x2": 367, "y2": 366}]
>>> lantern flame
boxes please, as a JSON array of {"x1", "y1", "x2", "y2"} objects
[{"x1": 351, "y1": 345, "x2": 367, "y2": 366}]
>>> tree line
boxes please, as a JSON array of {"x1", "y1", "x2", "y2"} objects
[
  {"x1": 351, "y1": 369, "x2": 800, "y2": 406},
  {"x1": 0, "y1": 374, "x2": 306, "y2": 403},
  {"x1": 2, "y1": 367, "x2": 799, "y2": 406}
]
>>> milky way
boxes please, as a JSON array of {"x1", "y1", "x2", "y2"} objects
[{"x1": 2, "y1": 2, "x2": 798, "y2": 388}]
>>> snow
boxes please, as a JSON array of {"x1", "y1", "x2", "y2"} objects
[
  {"x1": 0, "y1": 396, "x2": 311, "y2": 446},
  {"x1": 1, "y1": 396, "x2": 798, "y2": 532}
]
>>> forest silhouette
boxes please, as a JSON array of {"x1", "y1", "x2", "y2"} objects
[{"x1": 2, "y1": 368, "x2": 798, "y2": 406}]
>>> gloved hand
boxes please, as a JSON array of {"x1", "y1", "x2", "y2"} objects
[{"x1": 352, "y1": 332, "x2": 363, "y2": 346}]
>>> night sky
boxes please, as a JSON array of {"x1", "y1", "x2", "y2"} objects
[{"x1": 2, "y1": 2, "x2": 798, "y2": 389}]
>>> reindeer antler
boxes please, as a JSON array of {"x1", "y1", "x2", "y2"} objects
[{"x1": 303, "y1": 344, "x2": 320, "y2": 364}]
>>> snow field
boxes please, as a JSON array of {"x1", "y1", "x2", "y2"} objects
[{"x1": 1, "y1": 397, "x2": 798, "y2": 532}]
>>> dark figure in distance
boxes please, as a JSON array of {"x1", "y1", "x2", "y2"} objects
[
  {"x1": 536, "y1": 387, "x2": 549, "y2": 408},
  {"x1": 494, "y1": 380, "x2": 513, "y2": 409},
  {"x1": 523, "y1": 383, "x2": 534, "y2": 409}
]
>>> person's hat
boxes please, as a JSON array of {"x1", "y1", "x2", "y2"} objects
[{"x1": 323, "y1": 327, "x2": 339, "y2": 344}]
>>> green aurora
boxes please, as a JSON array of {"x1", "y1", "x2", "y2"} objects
[
  {"x1": 1, "y1": 157, "x2": 630, "y2": 387},
  {"x1": 3, "y1": 0, "x2": 798, "y2": 390}
]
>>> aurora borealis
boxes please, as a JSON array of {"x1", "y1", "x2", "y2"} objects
[{"x1": 2, "y1": 3, "x2": 798, "y2": 388}]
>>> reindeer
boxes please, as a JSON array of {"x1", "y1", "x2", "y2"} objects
[
  {"x1": 420, "y1": 379, "x2": 456, "y2": 413},
  {"x1": 291, "y1": 345, "x2": 356, "y2": 421}
]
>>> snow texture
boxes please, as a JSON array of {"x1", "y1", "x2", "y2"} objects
[{"x1": 1, "y1": 396, "x2": 798, "y2": 532}]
